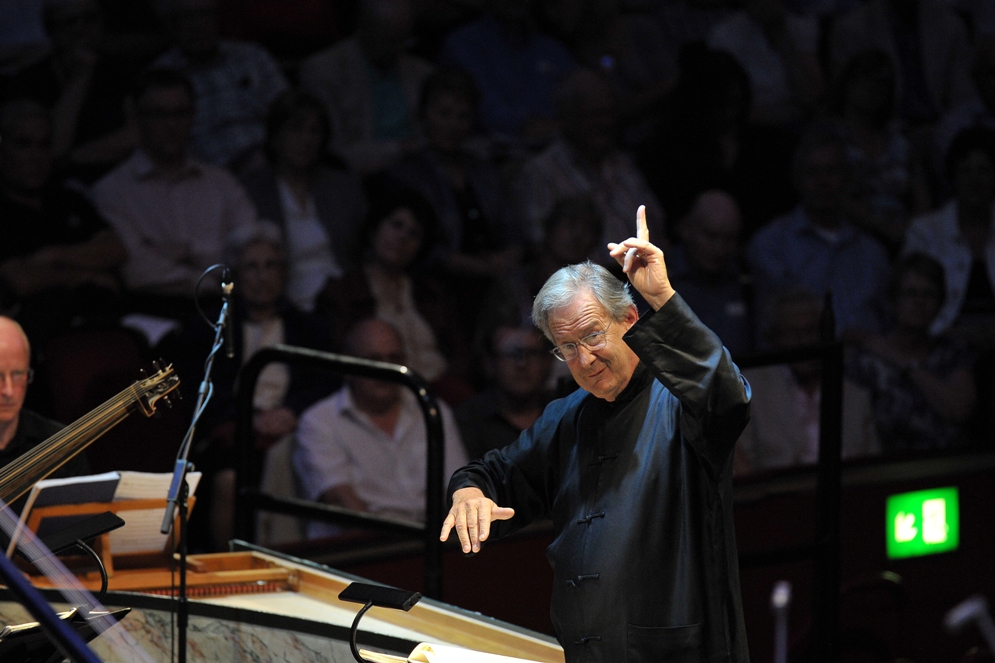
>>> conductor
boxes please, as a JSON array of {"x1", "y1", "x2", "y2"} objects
[{"x1": 441, "y1": 206, "x2": 752, "y2": 662}]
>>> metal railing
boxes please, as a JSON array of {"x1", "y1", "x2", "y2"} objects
[
  {"x1": 734, "y1": 340, "x2": 844, "y2": 663},
  {"x1": 229, "y1": 334, "x2": 846, "y2": 655},
  {"x1": 232, "y1": 344, "x2": 446, "y2": 599}
]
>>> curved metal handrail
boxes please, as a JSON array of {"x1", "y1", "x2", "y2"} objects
[{"x1": 232, "y1": 344, "x2": 445, "y2": 598}]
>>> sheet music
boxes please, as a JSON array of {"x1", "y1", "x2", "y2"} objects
[
  {"x1": 115, "y1": 471, "x2": 201, "y2": 500},
  {"x1": 111, "y1": 471, "x2": 202, "y2": 554}
]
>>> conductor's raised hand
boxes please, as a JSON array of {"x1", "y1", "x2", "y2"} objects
[
  {"x1": 607, "y1": 205, "x2": 675, "y2": 311},
  {"x1": 440, "y1": 487, "x2": 515, "y2": 554}
]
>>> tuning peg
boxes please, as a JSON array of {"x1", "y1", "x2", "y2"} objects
[{"x1": 139, "y1": 368, "x2": 147, "y2": 378}]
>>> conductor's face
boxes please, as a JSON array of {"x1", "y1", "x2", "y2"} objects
[{"x1": 548, "y1": 290, "x2": 640, "y2": 402}]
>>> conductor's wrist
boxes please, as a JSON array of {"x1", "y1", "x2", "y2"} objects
[{"x1": 646, "y1": 286, "x2": 676, "y2": 312}]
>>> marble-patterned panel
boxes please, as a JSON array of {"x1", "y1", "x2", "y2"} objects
[{"x1": 1, "y1": 599, "x2": 384, "y2": 663}]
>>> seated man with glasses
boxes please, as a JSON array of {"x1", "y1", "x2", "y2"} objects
[
  {"x1": 456, "y1": 318, "x2": 554, "y2": 460},
  {"x1": 0, "y1": 317, "x2": 89, "y2": 495},
  {"x1": 441, "y1": 207, "x2": 752, "y2": 663},
  {"x1": 92, "y1": 68, "x2": 256, "y2": 321}
]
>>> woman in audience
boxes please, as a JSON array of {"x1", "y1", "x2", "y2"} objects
[
  {"x1": 903, "y1": 127, "x2": 995, "y2": 348},
  {"x1": 832, "y1": 49, "x2": 931, "y2": 251},
  {"x1": 182, "y1": 221, "x2": 335, "y2": 550},
  {"x1": 317, "y1": 175, "x2": 472, "y2": 403},
  {"x1": 848, "y1": 253, "x2": 976, "y2": 453},
  {"x1": 389, "y1": 68, "x2": 522, "y2": 327},
  {"x1": 239, "y1": 89, "x2": 365, "y2": 313}
]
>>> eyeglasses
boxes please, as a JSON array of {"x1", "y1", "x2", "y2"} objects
[
  {"x1": 0, "y1": 370, "x2": 33, "y2": 386},
  {"x1": 550, "y1": 320, "x2": 612, "y2": 362}
]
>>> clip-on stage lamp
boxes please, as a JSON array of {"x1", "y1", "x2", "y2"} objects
[{"x1": 339, "y1": 582, "x2": 422, "y2": 663}]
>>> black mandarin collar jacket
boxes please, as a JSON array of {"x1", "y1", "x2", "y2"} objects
[{"x1": 449, "y1": 294, "x2": 752, "y2": 663}]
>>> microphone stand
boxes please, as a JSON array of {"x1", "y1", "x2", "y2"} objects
[{"x1": 160, "y1": 276, "x2": 233, "y2": 663}]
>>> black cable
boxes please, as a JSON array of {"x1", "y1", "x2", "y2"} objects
[
  {"x1": 73, "y1": 539, "x2": 108, "y2": 604},
  {"x1": 349, "y1": 601, "x2": 375, "y2": 663},
  {"x1": 193, "y1": 263, "x2": 228, "y2": 329}
]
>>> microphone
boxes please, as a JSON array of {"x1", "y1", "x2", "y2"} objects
[
  {"x1": 221, "y1": 269, "x2": 235, "y2": 359},
  {"x1": 770, "y1": 580, "x2": 792, "y2": 663}
]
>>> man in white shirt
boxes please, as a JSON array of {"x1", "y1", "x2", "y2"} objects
[
  {"x1": 735, "y1": 289, "x2": 879, "y2": 474},
  {"x1": 92, "y1": 68, "x2": 256, "y2": 317},
  {"x1": 294, "y1": 318, "x2": 466, "y2": 537}
]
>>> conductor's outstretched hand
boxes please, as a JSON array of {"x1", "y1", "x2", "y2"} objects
[
  {"x1": 607, "y1": 205, "x2": 675, "y2": 311},
  {"x1": 440, "y1": 487, "x2": 515, "y2": 554}
]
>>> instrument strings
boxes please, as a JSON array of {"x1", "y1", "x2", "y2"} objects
[{"x1": 0, "y1": 382, "x2": 144, "y2": 503}]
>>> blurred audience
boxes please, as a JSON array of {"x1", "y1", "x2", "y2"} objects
[
  {"x1": 316, "y1": 176, "x2": 471, "y2": 395},
  {"x1": 847, "y1": 253, "x2": 976, "y2": 453},
  {"x1": 735, "y1": 289, "x2": 879, "y2": 475},
  {"x1": 239, "y1": 89, "x2": 365, "y2": 313},
  {"x1": 154, "y1": 0, "x2": 289, "y2": 170},
  {"x1": 0, "y1": 99, "x2": 125, "y2": 343},
  {"x1": 747, "y1": 127, "x2": 891, "y2": 341},
  {"x1": 391, "y1": 69, "x2": 521, "y2": 275},
  {"x1": 439, "y1": 0, "x2": 575, "y2": 146},
  {"x1": 215, "y1": 0, "x2": 346, "y2": 61},
  {"x1": 782, "y1": 0, "x2": 859, "y2": 17},
  {"x1": 903, "y1": 127, "x2": 995, "y2": 348},
  {"x1": 93, "y1": 69, "x2": 256, "y2": 319},
  {"x1": 3, "y1": 0, "x2": 139, "y2": 184},
  {"x1": 951, "y1": 0, "x2": 995, "y2": 38},
  {"x1": 707, "y1": 0, "x2": 822, "y2": 127},
  {"x1": 638, "y1": 46, "x2": 796, "y2": 240},
  {"x1": 489, "y1": 194, "x2": 604, "y2": 328},
  {"x1": 541, "y1": 0, "x2": 678, "y2": 145},
  {"x1": 181, "y1": 221, "x2": 335, "y2": 550},
  {"x1": 831, "y1": 49, "x2": 931, "y2": 251},
  {"x1": 830, "y1": 0, "x2": 974, "y2": 126},
  {"x1": 0, "y1": 1, "x2": 48, "y2": 73},
  {"x1": 300, "y1": 0, "x2": 433, "y2": 173},
  {"x1": 513, "y1": 68, "x2": 665, "y2": 260},
  {"x1": 653, "y1": 0, "x2": 733, "y2": 59},
  {"x1": 390, "y1": 68, "x2": 522, "y2": 323},
  {"x1": 668, "y1": 190, "x2": 753, "y2": 356},
  {"x1": 456, "y1": 318, "x2": 552, "y2": 460},
  {"x1": 293, "y1": 317, "x2": 466, "y2": 536},
  {"x1": 935, "y1": 36, "x2": 995, "y2": 185}
]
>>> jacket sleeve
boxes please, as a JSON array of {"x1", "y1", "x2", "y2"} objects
[
  {"x1": 446, "y1": 393, "x2": 579, "y2": 537},
  {"x1": 623, "y1": 293, "x2": 751, "y2": 473}
]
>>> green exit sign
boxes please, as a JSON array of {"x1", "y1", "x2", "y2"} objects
[{"x1": 886, "y1": 487, "x2": 959, "y2": 559}]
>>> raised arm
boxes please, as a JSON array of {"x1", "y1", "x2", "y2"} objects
[
  {"x1": 610, "y1": 205, "x2": 750, "y2": 470},
  {"x1": 607, "y1": 205, "x2": 675, "y2": 311}
]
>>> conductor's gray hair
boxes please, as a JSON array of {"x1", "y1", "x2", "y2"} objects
[{"x1": 532, "y1": 261, "x2": 633, "y2": 342}]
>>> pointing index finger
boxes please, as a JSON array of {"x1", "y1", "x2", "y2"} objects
[{"x1": 636, "y1": 205, "x2": 649, "y2": 242}]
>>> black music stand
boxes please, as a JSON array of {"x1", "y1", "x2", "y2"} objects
[{"x1": 0, "y1": 606, "x2": 130, "y2": 663}]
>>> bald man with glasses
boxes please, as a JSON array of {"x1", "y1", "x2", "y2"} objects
[
  {"x1": 442, "y1": 207, "x2": 752, "y2": 663},
  {"x1": 0, "y1": 317, "x2": 89, "y2": 493}
]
